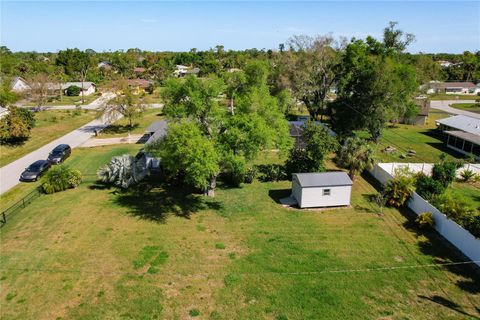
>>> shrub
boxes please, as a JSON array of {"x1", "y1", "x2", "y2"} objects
[
  {"x1": 0, "y1": 107, "x2": 35, "y2": 143},
  {"x1": 189, "y1": 309, "x2": 200, "y2": 317},
  {"x1": 243, "y1": 167, "x2": 257, "y2": 184},
  {"x1": 255, "y1": 164, "x2": 287, "y2": 182},
  {"x1": 383, "y1": 174, "x2": 415, "y2": 207},
  {"x1": 459, "y1": 169, "x2": 477, "y2": 183},
  {"x1": 431, "y1": 194, "x2": 476, "y2": 223},
  {"x1": 416, "y1": 212, "x2": 434, "y2": 229},
  {"x1": 42, "y1": 166, "x2": 82, "y2": 194},
  {"x1": 415, "y1": 173, "x2": 445, "y2": 200},
  {"x1": 66, "y1": 85, "x2": 81, "y2": 96},
  {"x1": 431, "y1": 157, "x2": 461, "y2": 188},
  {"x1": 462, "y1": 215, "x2": 480, "y2": 238},
  {"x1": 224, "y1": 155, "x2": 246, "y2": 187}
]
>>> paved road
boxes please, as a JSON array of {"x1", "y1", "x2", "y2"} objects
[
  {"x1": 0, "y1": 113, "x2": 119, "y2": 195},
  {"x1": 19, "y1": 92, "x2": 117, "y2": 110},
  {"x1": 430, "y1": 100, "x2": 479, "y2": 119}
]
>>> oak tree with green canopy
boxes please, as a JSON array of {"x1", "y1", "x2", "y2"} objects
[
  {"x1": 147, "y1": 61, "x2": 292, "y2": 196},
  {"x1": 332, "y1": 23, "x2": 418, "y2": 141},
  {"x1": 56, "y1": 48, "x2": 95, "y2": 103}
]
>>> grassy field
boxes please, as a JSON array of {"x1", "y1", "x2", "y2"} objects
[
  {"x1": 97, "y1": 108, "x2": 163, "y2": 138},
  {"x1": 428, "y1": 94, "x2": 479, "y2": 101},
  {"x1": 450, "y1": 103, "x2": 480, "y2": 114},
  {"x1": 0, "y1": 110, "x2": 97, "y2": 167},
  {"x1": 23, "y1": 94, "x2": 98, "y2": 107},
  {"x1": 1, "y1": 145, "x2": 478, "y2": 320},
  {"x1": 373, "y1": 110, "x2": 465, "y2": 163}
]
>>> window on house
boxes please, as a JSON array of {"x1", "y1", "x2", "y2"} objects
[{"x1": 323, "y1": 189, "x2": 331, "y2": 196}]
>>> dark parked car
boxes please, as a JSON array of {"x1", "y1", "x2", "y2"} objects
[
  {"x1": 20, "y1": 160, "x2": 51, "y2": 182},
  {"x1": 47, "y1": 144, "x2": 71, "y2": 164}
]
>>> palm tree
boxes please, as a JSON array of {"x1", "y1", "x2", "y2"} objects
[
  {"x1": 337, "y1": 136, "x2": 376, "y2": 181},
  {"x1": 97, "y1": 154, "x2": 147, "y2": 189}
]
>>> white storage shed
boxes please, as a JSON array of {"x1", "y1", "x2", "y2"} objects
[{"x1": 292, "y1": 172, "x2": 353, "y2": 208}]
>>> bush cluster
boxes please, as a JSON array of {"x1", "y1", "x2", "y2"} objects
[{"x1": 42, "y1": 165, "x2": 82, "y2": 194}]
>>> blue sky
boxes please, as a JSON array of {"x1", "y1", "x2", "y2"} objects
[{"x1": 1, "y1": 1, "x2": 479, "y2": 53}]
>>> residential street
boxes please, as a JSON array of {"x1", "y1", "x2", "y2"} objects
[
  {"x1": 17, "y1": 92, "x2": 116, "y2": 110},
  {"x1": 430, "y1": 99, "x2": 480, "y2": 119},
  {"x1": 0, "y1": 113, "x2": 118, "y2": 195}
]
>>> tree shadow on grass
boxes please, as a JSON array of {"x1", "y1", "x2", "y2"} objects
[
  {"x1": 418, "y1": 295, "x2": 480, "y2": 319},
  {"x1": 113, "y1": 180, "x2": 222, "y2": 223},
  {"x1": 101, "y1": 124, "x2": 139, "y2": 135},
  {"x1": 268, "y1": 189, "x2": 292, "y2": 204},
  {"x1": 420, "y1": 130, "x2": 466, "y2": 158},
  {"x1": 361, "y1": 171, "x2": 480, "y2": 297}
]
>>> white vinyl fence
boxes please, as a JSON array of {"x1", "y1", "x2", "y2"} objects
[{"x1": 370, "y1": 163, "x2": 480, "y2": 267}]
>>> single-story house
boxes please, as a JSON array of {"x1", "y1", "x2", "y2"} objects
[
  {"x1": 97, "y1": 61, "x2": 112, "y2": 70},
  {"x1": 62, "y1": 82, "x2": 96, "y2": 96},
  {"x1": 292, "y1": 172, "x2": 353, "y2": 208},
  {"x1": 145, "y1": 120, "x2": 168, "y2": 146},
  {"x1": 173, "y1": 65, "x2": 200, "y2": 77},
  {"x1": 11, "y1": 77, "x2": 30, "y2": 92},
  {"x1": 138, "y1": 120, "x2": 169, "y2": 171},
  {"x1": 120, "y1": 79, "x2": 153, "y2": 95},
  {"x1": 436, "y1": 115, "x2": 480, "y2": 159},
  {"x1": 442, "y1": 82, "x2": 479, "y2": 95}
]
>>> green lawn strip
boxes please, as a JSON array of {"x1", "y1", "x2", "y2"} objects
[
  {"x1": 22, "y1": 94, "x2": 98, "y2": 107},
  {"x1": 428, "y1": 94, "x2": 479, "y2": 101},
  {"x1": 0, "y1": 110, "x2": 97, "y2": 167},
  {"x1": 371, "y1": 111, "x2": 465, "y2": 163},
  {"x1": 450, "y1": 103, "x2": 480, "y2": 114},
  {"x1": 96, "y1": 108, "x2": 163, "y2": 138},
  {"x1": 446, "y1": 182, "x2": 480, "y2": 209},
  {"x1": 0, "y1": 147, "x2": 478, "y2": 319}
]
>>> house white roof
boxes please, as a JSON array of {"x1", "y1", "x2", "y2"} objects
[
  {"x1": 62, "y1": 82, "x2": 96, "y2": 90},
  {"x1": 293, "y1": 172, "x2": 353, "y2": 188},
  {"x1": 436, "y1": 115, "x2": 480, "y2": 135}
]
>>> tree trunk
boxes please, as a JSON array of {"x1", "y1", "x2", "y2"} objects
[
  {"x1": 230, "y1": 97, "x2": 235, "y2": 115},
  {"x1": 81, "y1": 77, "x2": 85, "y2": 104},
  {"x1": 206, "y1": 175, "x2": 217, "y2": 197},
  {"x1": 349, "y1": 170, "x2": 356, "y2": 182}
]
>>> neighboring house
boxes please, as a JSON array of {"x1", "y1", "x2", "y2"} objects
[
  {"x1": 442, "y1": 82, "x2": 479, "y2": 95},
  {"x1": 291, "y1": 172, "x2": 353, "y2": 208},
  {"x1": 289, "y1": 119, "x2": 337, "y2": 148},
  {"x1": 11, "y1": 77, "x2": 30, "y2": 92},
  {"x1": 437, "y1": 60, "x2": 455, "y2": 68},
  {"x1": 0, "y1": 106, "x2": 9, "y2": 119},
  {"x1": 173, "y1": 65, "x2": 200, "y2": 77},
  {"x1": 436, "y1": 115, "x2": 480, "y2": 159},
  {"x1": 122, "y1": 79, "x2": 153, "y2": 95},
  {"x1": 97, "y1": 61, "x2": 112, "y2": 70},
  {"x1": 62, "y1": 82, "x2": 96, "y2": 96},
  {"x1": 145, "y1": 120, "x2": 168, "y2": 146},
  {"x1": 138, "y1": 120, "x2": 169, "y2": 171}
]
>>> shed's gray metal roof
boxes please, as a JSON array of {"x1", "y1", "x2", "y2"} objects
[
  {"x1": 293, "y1": 172, "x2": 353, "y2": 187},
  {"x1": 436, "y1": 115, "x2": 480, "y2": 135}
]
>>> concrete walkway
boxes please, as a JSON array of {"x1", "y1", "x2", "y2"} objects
[
  {"x1": 0, "y1": 113, "x2": 119, "y2": 195},
  {"x1": 430, "y1": 100, "x2": 479, "y2": 119},
  {"x1": 80, "y1": 134, "x2": 144, "y2": 147}
]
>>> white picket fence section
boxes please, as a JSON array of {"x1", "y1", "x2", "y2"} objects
[{"x1": 370, "y1": 163, "x2": 480, "y2": 267}]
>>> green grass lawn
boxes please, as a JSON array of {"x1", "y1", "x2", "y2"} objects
[
  {"x1": 373, "y1": 110, "x2": 465, "y2": 163},
  {"x1": 23, "y1": 94, "x2": 98, "y2": 107},
  {"x1": 0, "y1": 110, "x2": 97, "y2": 167},
  {"x1": 1, "y1": 145, "x2": 478, "y2": 319},
  {"x1": 446, "y1": 182, "x2": 480, "y2": 210},
  {"x1": 97, "y1": 108, "x2": 164, "y2": 138},
  {"x1": 450, "y1": 103, "x2": 480, "y2": 114},
  {"x1": 428, "y1": 94, "x2": 479, "y2": 101}
]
